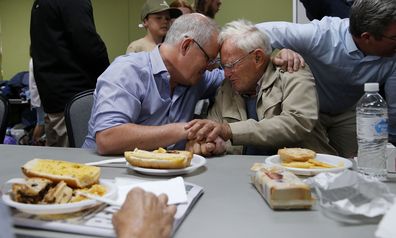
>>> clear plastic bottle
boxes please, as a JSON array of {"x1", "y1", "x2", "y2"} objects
[{"x1": 356, "y1": 83, "x2": 388, "y2": 180}]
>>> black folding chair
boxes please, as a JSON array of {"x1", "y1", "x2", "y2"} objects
[{"x1": 64, "y1": 89, "x2": 94, "y2": 147}]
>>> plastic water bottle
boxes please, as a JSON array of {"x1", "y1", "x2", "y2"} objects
[{"x1": 356, "y1": 83, "x2": 388, "y2": 180}]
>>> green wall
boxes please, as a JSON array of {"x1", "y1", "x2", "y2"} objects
[
  {"x1": 0, "y1": 0, "x2": 31, "y2": 81},
  {"x1": 0, "y1": 0, "x2": 292, "y2": 81}
]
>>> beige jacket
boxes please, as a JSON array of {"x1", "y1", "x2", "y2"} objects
[{"x1": 208, "y1": 63, "x2": 336, "y2": 155}]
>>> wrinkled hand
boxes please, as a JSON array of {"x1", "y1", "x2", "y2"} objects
[
  {"x1": 185, "y1": 119, "x2": 231, "y2": 142},
  {"x1": 272, "y1": 48, "x2": 305, "y2": 73},
  {"x1": 186, "y1": 137, "x2": 226, "y2": 156},
  {"x1": 112, "y1": 188, "x2": 177, "y2": 238}
]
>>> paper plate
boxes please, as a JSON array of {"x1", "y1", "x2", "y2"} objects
[
  {"x1": 265, "y1": 153, "x2": 353, "y2": 176},
  {"x1": 2, "y1": 179, "x2": 117, "y2": 215},
  {"x1": 127, "y1": 154, "x2": 206, "y2": 176}
]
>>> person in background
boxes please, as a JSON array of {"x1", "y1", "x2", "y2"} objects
[
  {"x1": 30, "y1": 0, "x2": 109, "y2": 147},
  {"x1": 256, "y1": 0, "x2": 396, "y2": 157},
  {"x1": 170, "y1": 0, "x2": 194, "y2": 15},
  {"x1": 83, "y1": 13, "x2": 223, "y2": 155},
  {"x1": 194, "y1": 0, "x2": 221, "y2": 19},
  {"x1": 300, "y1": 0, "x2": 354, "y2": 20},
  {"x1": 126, "y1": 0, "x2": 182, "y2": 53},
  {"x1": 112, "y1": 188, "x2": 176, "y2": 238},
  {"x1": 186, "y1": 20, "x2": 336, "y2": 156},
  {"x1": 28, "y1": 54, "x2": 45, "y2": 146}
]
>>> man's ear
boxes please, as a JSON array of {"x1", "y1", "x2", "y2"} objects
[
  {"x1": 254, "y1": 49, "x2": 266, "y2": 64},
  {"x1": 360, "y1": 32, "x2": 371, "y2": 41},
  {"x1": 181, "y1": 37, "x2": 192, "y2": 56},
  {"x1": 143, "y1": 18, "x2": 149, "y2": 28}
]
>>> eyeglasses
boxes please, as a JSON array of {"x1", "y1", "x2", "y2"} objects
[
  {"x1": 381, "y1": 34, "x2": 396, "y2": 42},
  {"x1": 220, "y1": 50, "x2": 255, "y2": 70},
  {"x1": 191, "y1": 38, "x2": 217, "y2": 66}
]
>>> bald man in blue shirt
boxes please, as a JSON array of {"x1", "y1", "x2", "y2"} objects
[{"x1": 83, "y1": 13, "x2": 223, "y2": 155}]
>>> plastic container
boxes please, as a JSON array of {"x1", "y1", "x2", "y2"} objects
[{"x1": 356, "y1": 83, "x2": 388, "y2": 181}]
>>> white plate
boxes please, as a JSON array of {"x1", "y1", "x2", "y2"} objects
[
  {"x1": 265, "y1": 153, "x2": 353, "y2": 176},
  {"x1": 127, "y1": 154, "x2": 206, "y2": 176},
  {"x1": 2, "y1": 179, "x2": 117, "y2": 215}
]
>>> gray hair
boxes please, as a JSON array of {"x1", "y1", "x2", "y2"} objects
[
  {"x1": 164, "y1": 13, "x2": 219, "y2": 46},
  {"x1": 350, "y1": 0, "x2": 396, "y2": 39},
  {"x1": 218, "y1": 19, "x2": 272, "y2": 55}
]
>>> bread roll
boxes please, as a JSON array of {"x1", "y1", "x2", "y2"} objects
[
  {"x1": 278, "y1": 148, "x2": 316, "y2": 163},
  {"x1": 125, "y1": 148, "x2": 193, "y2": 169},
  {"x1": 21, "y1": 159, "x2": 100, "y2": 189}
]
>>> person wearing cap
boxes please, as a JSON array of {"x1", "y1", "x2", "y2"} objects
[
  {"x1": 126, "y1": 0, "x2": 182, "y2": 53},
  {"x1": 83, "y1": 13, "x2": 224, "y2": 155}
]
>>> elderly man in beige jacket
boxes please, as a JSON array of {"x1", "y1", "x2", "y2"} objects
[{"x1": 186, "y1": 19, "x2": 336, "y2": 156}]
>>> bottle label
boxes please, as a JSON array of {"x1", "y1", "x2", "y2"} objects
[{"x1": 357, "y1": 117, "x2": 388, "y2": 139}]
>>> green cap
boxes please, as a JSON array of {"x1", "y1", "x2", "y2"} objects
[{"x1": 141, "y1": 0, "x2": 183, "y2": 21}]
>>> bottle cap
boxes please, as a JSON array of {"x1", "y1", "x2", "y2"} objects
[{"x1": 364, "y1": 83, "x2": 379, "y2": 92}]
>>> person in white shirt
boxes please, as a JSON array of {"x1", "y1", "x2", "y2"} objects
[{"x1": 28, "y1": 56, "x2": 45, "y2": 145}]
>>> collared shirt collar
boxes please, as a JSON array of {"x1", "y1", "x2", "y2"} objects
[
  {"x1": 257, "y1": 63, "x2": 276, "y2": 92},
  {"x1": 149, "y1": 45, "x2": 169, "y2": 77},
  {"x1": 345, "y1": 28, "x2": 381, "y2": 61},
  {"x1": 345, "y1": 29, "x2": 360, "y2": 55}
]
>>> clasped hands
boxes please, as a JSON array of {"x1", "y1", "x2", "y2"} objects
[{"x1": 184, "y1": 119, "x2": 231, "y2": 156}]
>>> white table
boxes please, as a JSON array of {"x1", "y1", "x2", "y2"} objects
[{"x1": 0, "y1": 144, "x2": 395, "y2": 238}]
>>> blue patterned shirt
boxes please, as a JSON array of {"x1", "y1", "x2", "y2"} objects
[{"x1": 83, "y1": 47, "x2": 224, "y2": 149}]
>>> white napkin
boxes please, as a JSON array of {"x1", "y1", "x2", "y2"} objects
[
  {"x1": 113, "y1": 176, "x2": 187, "y2": 206},
  {"x1": 376, "y1": 199, "x2": 396, "y2": 238}
]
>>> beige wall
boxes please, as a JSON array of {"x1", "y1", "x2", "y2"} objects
[{"x1": 0, "y1": 0, "x2": 292, "y2": 81}]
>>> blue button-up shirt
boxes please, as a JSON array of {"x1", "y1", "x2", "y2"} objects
[
  {"x1": 256, "y1": 17, "x2": 396, "y2": 142},
  {"x1": 83, "y1": 47, "x2": 224, "y2": 149}
]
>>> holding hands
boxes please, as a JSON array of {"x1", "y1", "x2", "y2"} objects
[
  {"x1": 184, "y1": 119, "x2": 231, "y2": 156},
  {"x1": 186, "y1": 136, "x2": 226, "y2": 156},
  {"x1": 186, "y1": 119, "x2": 232, "y2": 142}
]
